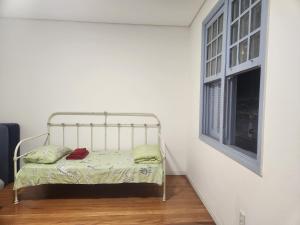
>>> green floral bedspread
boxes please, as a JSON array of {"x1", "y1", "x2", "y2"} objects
[{"x1": 14, "y1": 150, "x2": 163, "y2": 190}]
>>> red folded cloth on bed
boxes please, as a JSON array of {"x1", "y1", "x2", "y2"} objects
[{"x1": 66, "y1": 148, "x2": 89, "y2": 160}]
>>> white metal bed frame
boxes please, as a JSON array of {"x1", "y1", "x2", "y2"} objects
[{"x1": 13, "y1": 112, "x2": 167, "y2": 204}]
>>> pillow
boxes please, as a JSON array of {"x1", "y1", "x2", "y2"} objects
[
  {"x1": 132, "y1": 144, "x2": 162, "y2": 164},
  {"x1": 23, "y1": 145, "x2": 72, "y2": 164}
]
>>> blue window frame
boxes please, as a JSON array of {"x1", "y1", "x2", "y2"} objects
[
  {"x1": 202, "y1": 2, "x2": 226, "y2": 142},
  {"x1": 200, "y1": 0, "x2": 268, "y2": 175},
  {"x1": 226, "y1": 0, "x2": 263, "y2": 75}
]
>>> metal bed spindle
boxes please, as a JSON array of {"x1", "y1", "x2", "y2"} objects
[
  {"x1": 104, "y1": 112, "x2": 107, "y2": 151},
  {"x1": 131, "y1": 124, "x2": 134, "y2": 150},
  {"x1": 62, "y1": 123, "x2": 65, "y2": 147},
  {"x1": 144, "y1": 124, "x2": 148, "y2": 144},
  {"x1": 90, "y1": 123, "x2": 93, "y2": 151},
  {"x1": 117, "y1": 123, "x2": 121, "y2": 151},
  {"x1": 76, "y1": 123, "x2": 79, "y2": 148}
]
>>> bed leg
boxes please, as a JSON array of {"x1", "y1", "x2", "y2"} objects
[
  {"x1": 14, "y1": 190, "x2": 19, "y2": 204},
  {"x1": 163, "y1": 178, "x2": 166, "y2": 201},
  {"x1": 162, "y1": 167, "x2": 166, "y2": 201}
]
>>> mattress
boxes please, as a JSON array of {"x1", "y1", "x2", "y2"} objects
[{"x1": 14, "y1": 150, "x2": 163, "y2": 190}]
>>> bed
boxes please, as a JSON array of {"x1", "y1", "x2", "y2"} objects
[{"x1": 13, "y1": 112, "x2": 167, "y2": 204}]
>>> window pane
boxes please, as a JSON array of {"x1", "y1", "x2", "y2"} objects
[
  {"x1": 239, "y1": 39, "x2": 248, "y2": 64},
  {"x1": 218, "y1": 14, "x2": 223, "y2": 34},
  {"x1": 251, "y1": 1, "x2": 261, "y2": 31},
  {"x1": 212, "y1": 21, "x2": 218, "y2": 39},
  {"x1": 231, "y1": 0, "x2": 239, "y2": 21},
  {"x1": 217, "y1": 56, "x2": 222, "y2": 73},
  {"x1": 212, "y1": 40, "x2": 217, "y2": 57},
  {"x1": 207, "y1": 44, "x2": 212, "y2": 60},
  {"x1": 249, "y1": 32, "x2": 260, "y2": 59},
  {"x1": 211, "y1": 58, "x2": 217, "y2": 75},
  {"x1": 240, "y1": 12, "x2": 249, "y2": 39},
  {"x1": 217, "y1": 36, "x2": 222, "y2": 54},
  {"x1": 231, "y1": 22, "x2": 238, "y2": 44},
  {"x1": 241, "y1": 0, "x2": 250, "y2": 13},
  {"x1": 207, "y1": 26, "x2": 212, "y2": 42},
  {"x1": 226, "y1": 69, "x2": 260, "y2": 156},
  {"x1": 206, "y1": 62, "x2": 211, "y2": 77},
  {"x1": 230, "y1": 46, "x2": 237, "y2": 67},
  {"x1": 204, "y1": 81, "x2": 221, "y2": 140},
  {"x1": 251, "y1": 0, "x2": 258, "y2": 4}
]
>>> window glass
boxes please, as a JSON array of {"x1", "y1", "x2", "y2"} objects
[
  {"x1": 206, "y1": 62, "x2": 211, "y2": 77},
  {"x1": 207, "y1": 44, "x2": 212, "y2": 60},
  {"x1": 218, "y1": 14, "x2": 224, "y2": 34},
  {"x1": 241, "y1": 0, "x2": 250, "y2": 13},
  {"x1": 204, "y1": 81, "x2": 221, "y2": 140},
  {"x1": 212, "y1": 40, "x2": 217, "y2": 57},
  {"x1": 230, "y1": 46, "x2": 237, "y2": 67},
  {"x1": 217, "y1": 36, "x2": 223, "y2": 54},
  {"x1": 207, "y1": 26, "x2": 212, "y2": 42},
  {"x1": 213, "y1": 21, "x2": 218, "y2": 38},
  {"x1": 231, "y1": 0, "x2": 239, "y2": 21},
  {"x1": 211, "y1": 58, "x2": 217, "y2": 75},
  {"x1": 249, "y1": 32, "x2": 260, "y2": 59},
  {"x1": 251, "y1": 1, "x2": 261, "y2": 31},
  {"x1": 240, "y1": 12, "x2": 249, "y2": 39},
  {"x1": 217, "y1": 56, "x2": 222, "y2": 73},
  {"x1": 231, "y1": 22, "x2": 239, "y2": 44},
  {"x1": 239, "y1": 39, "x2": 248, "y2": 63}
]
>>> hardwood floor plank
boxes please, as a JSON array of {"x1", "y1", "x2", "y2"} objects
[{"x1": 0, "y1": 176, "x2": 215, "y2": 225}]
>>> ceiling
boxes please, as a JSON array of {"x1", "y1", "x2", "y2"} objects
[{"x1": 0, "y1": 0, "x2": 205, "y2": 26}]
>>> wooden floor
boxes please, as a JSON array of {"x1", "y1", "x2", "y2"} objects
[{"x1": 0, "y1": 176, "x2": 215, "y2": 225}]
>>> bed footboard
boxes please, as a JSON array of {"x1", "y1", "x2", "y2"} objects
[{"x1": 13, "y1": 132, "x2": 49, "y2": 204}]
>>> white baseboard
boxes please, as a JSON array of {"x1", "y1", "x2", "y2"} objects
[
  {"x1": 186, "y1": 174, "x2": 223, "y2": 225},
  {"x1": 166, "y1": 170, "x2": 186, "y2": 175}
]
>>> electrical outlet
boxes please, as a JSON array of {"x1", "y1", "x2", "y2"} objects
[{"x1": 239, "y1": 211, "x2": 246, "y2": 225}]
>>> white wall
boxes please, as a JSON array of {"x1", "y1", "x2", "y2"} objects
[
  {"x1": 0, "y1": 19, "x2": 190, "y2": 174},
  {"x1": 188, "y1": 0, "x2": 300, "y2": 225},
  {"x1": 1, "y1": 1, "x2": 300, "y2": 223}
]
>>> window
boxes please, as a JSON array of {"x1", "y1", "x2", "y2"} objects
[
  {"x1": 205, "y1": 12, "x2": 224, "y2": 78},
  {"x1": 224, "y1": 68, "x2": 260, "y2": 158},
  {"x1": 227, "y1": 0, "x2": 262, "y2": 75},
  {"x1": 202, "y1": 7, "x2": 225, "y2": 141},
  {"x1": 200, "y1": 0, "x2": 267, "y2": 174},
  {"x1": 203, "y1": 81, "x2": 221, "y2": 140}
]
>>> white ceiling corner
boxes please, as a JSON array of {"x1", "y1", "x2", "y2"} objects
[{"x1": 0, "y1": 0, "x2": 205, "y2": 26}]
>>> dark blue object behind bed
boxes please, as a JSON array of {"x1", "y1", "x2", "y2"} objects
[{"x1": 0, "y1": 123, "x2": 20, "y2": 184}]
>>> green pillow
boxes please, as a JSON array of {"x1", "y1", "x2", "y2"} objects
[
  {"x1": 133, "y1": 144, "x2": 162, "y2": 164},
  {"x1": 23, "y1": 145, "x2": 72, "y2": 164}
]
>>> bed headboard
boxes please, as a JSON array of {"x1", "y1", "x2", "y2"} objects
[{"x1": 47, "y1": 112, "x2": 161, "y2": 151}]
